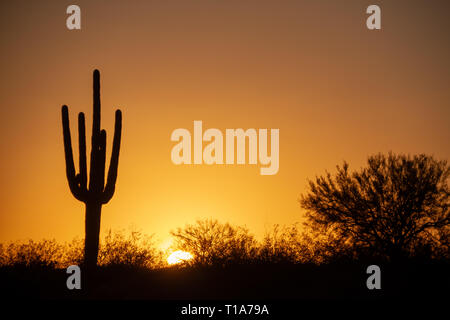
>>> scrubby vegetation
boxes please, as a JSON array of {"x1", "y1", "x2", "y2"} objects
[
  {"x1": 1, "y1": 216, "x2": 448, "y2": 271},
  {"x1": 0, "y1": 230, "x2": 162, "y2": 269},
  {"x1": 0, "y1": 222, "x2": 447, "y2": 300}
]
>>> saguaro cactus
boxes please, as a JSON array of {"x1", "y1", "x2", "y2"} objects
[{"x1": 61, "y1": 69, "x2": 122, "y2": 270}]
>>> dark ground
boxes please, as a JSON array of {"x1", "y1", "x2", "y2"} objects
[{"x1": 0, "y1": 261, "x2": 448, "y2": 300}]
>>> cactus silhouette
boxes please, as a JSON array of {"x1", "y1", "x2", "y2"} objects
[{"x1": 61, "y1": 69, "x2": 122, "y2": 270}]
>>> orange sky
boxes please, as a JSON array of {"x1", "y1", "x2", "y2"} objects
[{"x1": 0, "y1": 0, "x2": 449, "y2": 245}]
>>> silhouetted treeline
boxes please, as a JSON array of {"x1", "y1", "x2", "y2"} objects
[
  {"x1": 0, "y1": 219, "x2": 448, "y2": 270},
  {"x1": 0, "y1": 224, "x2": 311, "y2": 269},
  {"x1": 1, "y1": 223, "x2": 448, "y2": 300}
]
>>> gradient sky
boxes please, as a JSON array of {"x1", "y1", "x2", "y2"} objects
[{"x1": 0, "y1": 0, "x2": 449, "y2": 246}]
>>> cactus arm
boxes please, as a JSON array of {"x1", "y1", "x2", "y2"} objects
[
  {"x1": 92, "y1": 69, "x2": 101, "y2": 139},
  {"x1": 62, "y1": 105, "x2": 86, "y2": 202},
  {"x1": 89, "y1": 69, "x2": 102, "y2": 193},
  {"x1": 102, "y1": 109, "x2": 122, "y2": 204},
  {"x1": 98, "y1": 129, "x2": 107, "y2": 192},
  {"x1": 78, "y1": 112, "x2": 87, "y2": 190}
]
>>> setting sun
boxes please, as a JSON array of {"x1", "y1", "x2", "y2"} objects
[{"x1": 167, "y1": 250, "x2": 193, "y2": 265}]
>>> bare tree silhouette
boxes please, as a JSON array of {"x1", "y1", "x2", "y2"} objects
[
  {"x1": 61, "y1": 70, "x2": 122, "y2": 270},
  {"x1": 171, "y1": 219, "x2": 257, "y2": 266},
  {"x1": 300, "y1": 152, "x2": 449, "y2": 261}
]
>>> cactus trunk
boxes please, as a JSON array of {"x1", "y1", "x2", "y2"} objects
[
  {"x1": 85, "y1": 202, "x2": 102, "y2": 270},
  {"x1": 61, "y1": 69, "x2": 122, "y2": 271}
]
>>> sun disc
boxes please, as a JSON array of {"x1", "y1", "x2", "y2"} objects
[{"x1": 167, "y1": 250, "x2": 193, "y2": 265}]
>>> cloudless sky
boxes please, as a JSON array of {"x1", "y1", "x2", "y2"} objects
[{"x1": 0, "y1": 0, "x2": 449, "y2": 246}]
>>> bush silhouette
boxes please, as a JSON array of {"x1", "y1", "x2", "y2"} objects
[
  {"x1": 62, "y1": 237, "x2": 85, "y2": 267},
  {"x1": 258, "y1": 223, "x2": 311, "y2": 264},
  {"x1": 300, "y1": 152, "x2": 449, "y2": 261},
  {"x1": 171, "y1": 219, "x2": 258, "y2": 266},
  {"x1": 98, "y1": 229, "x2": 160, "y2": 268},
  {"x1": 0, "y1": 230, "x2": 162, "y2": 270},
  {"x1": 0, "y1": 239, "x2": 64, "y2": 268}
]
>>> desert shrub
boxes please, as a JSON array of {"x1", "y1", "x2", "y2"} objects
[
  {"x1": 0, "y1": 230, "x2": 160, "y2": 269},
  {"x1": 257, "y1": 223, "x2": 313, "y2": 264},
  {"x1": 0, "y1": 243, "x2": 5, "y2": 266},
  {"x1": 61, "y1": 237, "x2": 84, "y2": 267},
  {"x1": 98, "y1": 229, "x2": 158, "y2": 268},
  {"x1": 171, "y1": 219, "x2": 258, "y2": 266},
  {"x1": 0, "y1": 239, "x2": 64, "y2": 268},
  {"x1": 300, "y1": 225, "x2": 360, "y2": 264}
]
